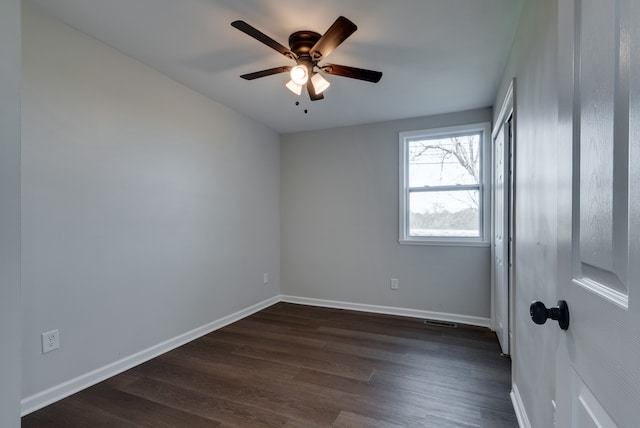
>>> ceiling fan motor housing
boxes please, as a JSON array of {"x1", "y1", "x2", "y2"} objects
[{"x1": 288, "y1": 31, "x2": 322, "y2": 57}]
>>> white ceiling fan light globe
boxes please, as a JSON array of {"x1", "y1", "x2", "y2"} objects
[
  {"x1": 311, "y1": 73, "x2": 330, "y2": 94},
  {"x1": 290, "y1": 65, "x2": 309, "y2": 85},
  {"x1": 285, "y1": 79, "x2": 303, "y2": 95}
]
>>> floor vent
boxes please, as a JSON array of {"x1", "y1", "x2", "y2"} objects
[{"x1": 423, "y1": 319, "x2": 457, "y2": 328}]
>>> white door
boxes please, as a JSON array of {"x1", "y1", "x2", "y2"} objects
[
  {"x1": 555, "y1": 0, "x2": 640, "y2": 426},
  {"x1": 492, "y1": 99, "x2": 511, "y2": 355}
]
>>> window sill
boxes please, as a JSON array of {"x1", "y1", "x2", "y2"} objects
[{"x1": 399, "y1": 239, "x2": 490, "y2": 248}]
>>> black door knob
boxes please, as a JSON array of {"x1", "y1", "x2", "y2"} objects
[{"x1": 530, "y1": 300, "x2": 570, "y2": 330}]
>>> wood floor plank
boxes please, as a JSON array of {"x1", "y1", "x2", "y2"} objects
[
  {"x1": 167, "y1": 342, "x2": 299, "y2": 382},
  {"x1": 291, "y1": 369, "x2": 433, "y2": 426},
  {"x1": 129, "y1": 355, "x2": 342, "y2": 425},
  {"x1": 120, "y1": 377, "x2": 289, "y2": 427},
  {"x1": 332, "y1": 411, "x2": 407, "y2": 428},
  {"x1": 370, "y1": 369, "x2": 516, "y2": 414},
  {"x1": 99, "y1": 371, "x2": 144, "y2": 390},
  {"x1": 22, "y1": 396, "x2": 140, "y2": 428},
  {"x1": 73, "y1": 383, "x2": 220, "y2": 427},
  {"x1": 221, "y1": 322, "x2": 328, "y2": 349},
  {"x1": 315, "y1": 325, "x2": 441, "y2": 353},
  {"x1": 22, "y1": 302, "x2": 518, "y2": 427}
]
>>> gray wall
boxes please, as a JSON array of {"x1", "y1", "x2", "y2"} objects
[
  {"x1": 281, "y1": 109, "x2": 493, "y2": 319},
  {"x1": 494, "y1": 0, "x2": 559, "y2": 426},
  {"x1": 0, "y1": 0, "x2": 21, "y2": 426},
  {"x1": 21, "y1": 4, "x2": 280, "y2": 400}
]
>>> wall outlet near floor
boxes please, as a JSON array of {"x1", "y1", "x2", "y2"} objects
[
  {"x1": 263, "y1": 273, "x2": 269, "y2": 284},
  {"x1": 42, "y1": 329, "x2": 60, "y2": 354},
  {"x1": 390, "y1": 278, "x2": 399, "y2": 290}
]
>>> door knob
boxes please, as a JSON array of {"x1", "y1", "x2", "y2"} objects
[{"x1": 530, "y1": 300, "x2": 570, "y2": 330}]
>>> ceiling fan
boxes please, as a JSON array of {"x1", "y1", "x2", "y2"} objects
[{"x1": 231, "y1": 16, "x2": 382, "y2": 101}]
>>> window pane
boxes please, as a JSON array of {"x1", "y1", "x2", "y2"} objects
[
  {"x1": 409, "y1": 190, "x2": 480, "y2": 237},
  {"x1": 408, "y1": 133, "x2": 480, "y2": 187}
]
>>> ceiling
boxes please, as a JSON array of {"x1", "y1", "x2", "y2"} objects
[{"x1": 25, "y1": 0, "x2": 524, "y2": 134}]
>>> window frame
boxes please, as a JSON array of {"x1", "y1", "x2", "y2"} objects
[{"x1": 399, "y1": 122, "x2": 491, "y2": 246}]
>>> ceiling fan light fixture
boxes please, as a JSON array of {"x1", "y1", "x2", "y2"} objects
[
  {"x1": 232, "y1": 17, "x2": 382, "y2": 102},
  {"x1": 311, "y1": 73, "x2": 330, "y2": 94},
  {"x1": 290, "y1": 64, "x2": 309, "y2": 85},
  {"x1": 285, "y1": 79, "x2": 304, "y2": 95}
]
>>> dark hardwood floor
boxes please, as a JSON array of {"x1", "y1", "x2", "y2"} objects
[{"x1": 22, "y1": 303, "x2": 518, "y2": 427}]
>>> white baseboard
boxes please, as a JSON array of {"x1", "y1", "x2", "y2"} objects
[
  {"x1": 279, "y1": 295, "x2": 491, "y2": 328},
  {"x1": 22, "y1": 294, "x2": 491, "y2": 415},
  {"x1": 511, "y1": 383, "x2": 532, "y2": 428},
  {"x1": 20, "y1": 295, "x2": 280, "y2": 416}
]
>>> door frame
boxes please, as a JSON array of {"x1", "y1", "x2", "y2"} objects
[{"x1": 491, "y1": 78, "x2": 516, "y2": 356}]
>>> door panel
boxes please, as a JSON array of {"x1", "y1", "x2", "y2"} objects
[
  {"x1": 557, "y1": 0, "x2": 640, "y2": 427},
  {"x1": 576, "y1": 0, "x2": 629, "y2": 302},
  {"x1": 573, "y1": 372, "x2": 618, "y2": 428}
]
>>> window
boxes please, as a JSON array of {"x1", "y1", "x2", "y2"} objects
[{"x1": 399, "y1": 123, "x2": 490, "y2": 245}]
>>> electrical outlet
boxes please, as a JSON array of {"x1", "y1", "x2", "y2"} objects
[
  {"x1": 263, "y1": 273, "x2": 269, "y2": 284},
  {"x1": 42, "y1": 329, "x2": 59, "y2": 354},
  {"x1": 390, "y1": 278, "x2": 399, "y2": 290}
]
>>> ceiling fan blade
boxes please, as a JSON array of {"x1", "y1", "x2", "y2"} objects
[
  {"x1": 307, "y1": 80, "x2": 324, "y2": 101},
  {"x1": 309, "y1": 16, "x2": 357, "y2": 60},
  {"x1": 240, "y1": 66, "x2": 292, "y2": 80},
  {"x1": 231, "y1": 20, "x2": 296, "y2": 59},
  {"x1": 320, "y1": 64, "x2": 383, "y2": 83}
]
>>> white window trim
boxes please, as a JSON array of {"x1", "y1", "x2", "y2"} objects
[{"x1": 399, "y1": 122, "x2": 491, "y2": 247}]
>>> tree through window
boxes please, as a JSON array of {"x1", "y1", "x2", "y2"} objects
[{"x1": 399, "y1": 123, "x2": 490, "y2": 244}]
